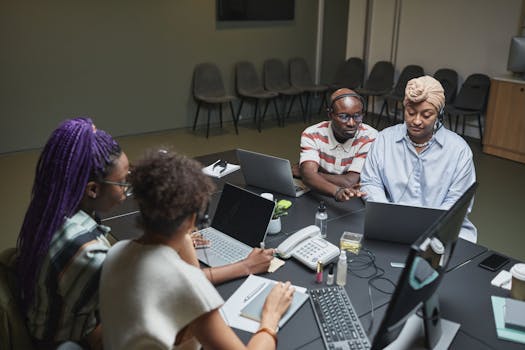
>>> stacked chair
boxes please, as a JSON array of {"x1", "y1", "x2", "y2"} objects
[
  {"x1": 434, "y1": 68, "x2": 459, "y2": 129},
  {"x1": 328, "y1": 57, "x2": 365, "y2": 91}
]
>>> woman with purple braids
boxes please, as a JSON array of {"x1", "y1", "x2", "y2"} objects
[{"x1": 16, "y1": 117, "x2": 130, "y2": 349}]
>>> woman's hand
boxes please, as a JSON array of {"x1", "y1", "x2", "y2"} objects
[
  {"x1": 260, "y1": 281, "x2": 295, "y2": 329},
  {"x1": 242, "y1": 248, "x2": 274, "y2": 275}
]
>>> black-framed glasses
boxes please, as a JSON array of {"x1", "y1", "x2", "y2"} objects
[
  {"x1": 101, "y1": 180, "x2": 133, "y2": 197},
  {"x1": 334, "y1": 113, "x2": 364, "y2": 123}
]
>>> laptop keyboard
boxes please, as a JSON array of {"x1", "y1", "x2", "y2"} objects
[
  {"x1": 310, "y1": 286, "x2": 371, "y2": 350},
  {"x1": 199, "y1": 227, "x2": 251, "y2": 264}
]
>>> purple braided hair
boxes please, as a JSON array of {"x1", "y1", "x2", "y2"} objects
[{"x1": 16, "y1": 117, "x2": 121, "y2": 312}]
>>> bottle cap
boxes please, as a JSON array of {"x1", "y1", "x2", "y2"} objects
[
  {"x1": 339, "y1": 250, "x2": 347, "y2": 260},
  {"x1": 318, "y1": 201, "x2": 326, "y2": 212}
]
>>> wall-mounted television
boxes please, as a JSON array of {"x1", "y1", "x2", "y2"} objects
[
  {"x1": 217, "y1": 0, "x2": 295, "y2": 21},
  {"x1": 507, "y1": 36, "x2": 525, "y2": 79}
]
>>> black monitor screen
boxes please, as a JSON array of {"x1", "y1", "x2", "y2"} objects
[
  {"x1": 371, "y1": 182, "x2": 478, "y2": 349},
  {"x1": 507, "y1": 36, "x2": 525, "y2": 76},
  {"x1": 217, "y1": 0, "x2": 295, "y2": 21}
]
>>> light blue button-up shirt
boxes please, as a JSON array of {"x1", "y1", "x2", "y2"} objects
[{"x1": 360, "y1": 123, "x2": 477, "y2": 242}]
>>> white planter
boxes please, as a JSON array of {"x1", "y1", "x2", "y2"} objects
[{"x1": 267, "y1": 217, "x2": 281, "y2": 235}]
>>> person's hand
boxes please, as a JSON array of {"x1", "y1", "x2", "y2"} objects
[
  {"x1": 242, "y1": 248, "x2": 274, "y2": 274},
  {"x1": 334, "y1": 183, "x2": 366, "y2": 202},
  {"x1": 260, "y1": 281, "x2": 295, "y2": 328},
  {"x1": 191, "y1": 232, "x2": 210, "y2": 248}
]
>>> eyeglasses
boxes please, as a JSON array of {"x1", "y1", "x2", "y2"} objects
[
  {"x1": 334, "y1": 113, "x2": 364, "y2": 123},
  {"x1": 101, "y1": 180, "x2": 133, "y2": 197}
]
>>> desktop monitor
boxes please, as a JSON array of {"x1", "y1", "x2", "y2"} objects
[
  {"x1": 507, "y1": 36, "x2": 525, "y2": 79},
  {"x1": 371, "y1": 182, "x2": 478, "y2": 349}
]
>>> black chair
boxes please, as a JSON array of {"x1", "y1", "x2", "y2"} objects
[
  {"x1": 235, "y1": 61, "x2": 281, "y2": 132},
  {"x1": 444, "y1": 73, "x2": 490, "y2": 143},
  {"x1": 192, "y1": 63, "x2": 238, "y2": 138},
  {"x1": 434, "y1": 68, "x2": 459, "y2": 128},
  {"x1": 263, "y1": 58, "x2": 304, "y2": 124},
  {"x1": 328, "y1": 57, "x2": 365, "y2": 91},
  {"x1": 289, "y1": 57, "x2": 329, "y2": 121},
  {"x1": 356, "y1": 61, "x2": 395, "y2": 116},
  {"x1": 377, "y1": 64, "x2": 424, "y2": 126}
]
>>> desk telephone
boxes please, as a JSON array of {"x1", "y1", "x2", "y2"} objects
[{"x1": 276, "y1": 225, "x2": 340, "y2": 270}]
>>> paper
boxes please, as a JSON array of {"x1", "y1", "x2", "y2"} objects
[
  {"x1": 268, "y1": 257, "x2": 285, "y2": 273},
  {"x1": 202, "y1": 160, "x2": 240, "y2": 178},
  {"x1": 491, "y1": 296, "x2": 525, "y2": 344},
  {"x1": 219, "y1": 274, "x2": 307, "y2": 333}
]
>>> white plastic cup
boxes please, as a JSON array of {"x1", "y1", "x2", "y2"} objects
[{"x1": 510, "y1": 263, "x2": 525, "y2": 301}]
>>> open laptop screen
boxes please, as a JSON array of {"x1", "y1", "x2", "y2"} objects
[{"x1": 211, "y1": 183, "x2": 275, "y2": 247}]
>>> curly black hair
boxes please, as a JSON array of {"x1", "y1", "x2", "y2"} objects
[{"x1": 130, "y1": 149, "x2": 215, "y2": 236}]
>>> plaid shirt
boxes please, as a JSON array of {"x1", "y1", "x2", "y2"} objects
[
  {"x1": 26, "y1": 210, "x2": 111, "y2": 344},
  {"x1": 300, "y1": 121, "x2": 377, "y2": 174}
]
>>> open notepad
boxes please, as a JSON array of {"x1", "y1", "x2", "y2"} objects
[
  {"x1": 220, "y1": 275, "x2": 308, "y2": 333},
  {"x1": 202, "y1": 160, "x2": 240, "y2": 178}
]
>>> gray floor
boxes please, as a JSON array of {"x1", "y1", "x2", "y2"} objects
[{"x1": 1, "y1": 113, "x2": 524, "y2": 261}]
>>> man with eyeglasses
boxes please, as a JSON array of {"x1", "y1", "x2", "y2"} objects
[{"x1": 296, "y1": 88, "x2": 378, "y2": 202}]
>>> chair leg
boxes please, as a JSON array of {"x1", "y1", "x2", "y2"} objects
[
  {"x1": 455, "y1": 113, "x2": 460, "y2": 133},
  {"x1": 206, "y1": 107, "x2": 211, "y2": 138},
  {"x1": 462, "y1": 114, "x2": 466, "y2": 136},
  {"x1": 193, "y1": 102, "x2": 201, "y2": 131},
  {"x1": 304, "y1": 93, "x2": 311, "y2": 123},
  {"x1": 254, "y1": 100, "x2": 259, "y2": 125},
  {"x1": 219, "y1": 104, "x2": 223, "y2": 129},
  {"x1": 229, "y1": 101, "x2": 239, "y2": 135},
  {"x1": 259, "y1": 100, "x2": 270, "y2": 132},
  {"x1": 272, "y1": 99, "x2": 282, "y2": 127},
  {"x1": 237, "y1": 100, "x2": 245, "y2": 123},
  {"x1": 286, "y1": 96, "x2": 294, "y2": 119},
  {"x1": 393, "y1": 102, "x2": 399, "y2": 123},
  {"x1": 478, "y1": 113, "x2": 483, "y2": 143},
  {"x1": 377, "y1": 100, "x2": 389, "y2": 128},
  {"x1": 317, "y1": 91, "x2": 328, "y2": 115}
]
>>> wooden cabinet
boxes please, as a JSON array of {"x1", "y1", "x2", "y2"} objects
[{"x1": 483, "y1": 77, "x2": 525, "y2": 163}]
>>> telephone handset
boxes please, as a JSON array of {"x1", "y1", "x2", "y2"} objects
[{"x1": 276, "y1": 225, "x2": 340, "y2": 270}]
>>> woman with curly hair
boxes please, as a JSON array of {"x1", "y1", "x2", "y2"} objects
[
  {"x1": 100, "y1": 149, "x2": 294, "y2": 350},
  {"x1": 16, "y1": 117, "x2": 130, "y2": 349}
]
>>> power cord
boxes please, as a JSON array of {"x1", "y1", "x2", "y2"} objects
[{"x1": 346, "y1": 248, "x2": 397, "y2": 334}]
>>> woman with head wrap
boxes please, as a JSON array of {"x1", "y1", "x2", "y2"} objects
[{"x1": 359, "y1": 76, "x2": 478, "y2": 243}]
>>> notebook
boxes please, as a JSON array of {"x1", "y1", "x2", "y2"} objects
[
  {"x1": 236, "y1": 149, "x2": 309, "y2": 197},
  {"x1": 196, "y1": 183, "x2": 276, "y2": 267},
  {"x1": 240, "y1": 281, "x2": 309, "y2": 328},
  {"x1": 364, "y1": 201, "x2": 446, "y2": 244}
]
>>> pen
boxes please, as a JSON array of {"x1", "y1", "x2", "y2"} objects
[{"x1": 244, "y1": 282, "x2": 266, "y2": 302}]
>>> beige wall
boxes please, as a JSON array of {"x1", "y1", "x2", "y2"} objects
[
  {"x1": 0, "y1": 0, "x2": 319, "y2": 153},
  {"x1": 346, "y1": 0, "x2": 522, "y2": 137}
]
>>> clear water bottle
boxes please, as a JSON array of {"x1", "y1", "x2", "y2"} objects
[
  {"x1": 315, "y1": 201, "x2": 328, "y2": 238},
  {"x1": 336, "y1": 250, "x2": 348, "y2": 286}
]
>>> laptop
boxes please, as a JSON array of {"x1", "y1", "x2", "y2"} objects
[
  {"x1": 364, "y1": 201, "x2": 446, "y2": 244},
  {"x1": 196, "y1": 183, "x2": 276, "y2": 267},
  {"x1": 236, "y1": 149, "x2": 310, "y2": 197}
]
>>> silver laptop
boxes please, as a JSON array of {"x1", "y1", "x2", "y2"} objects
[
  {"x1": 364, "y1": 201, "x2": 446, "y2": 244},
  {"x1": 196, "y1": 183, "x2": 276, "y2": 267},
  {"x1": 236, "y1": 149, "x2": 310, "y2": 197}
]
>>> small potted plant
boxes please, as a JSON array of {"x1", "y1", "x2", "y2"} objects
[{"x1": 268, "y1": 199, "x2": 292, "y2": 234}]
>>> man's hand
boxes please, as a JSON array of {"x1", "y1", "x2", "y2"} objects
[
  {"x1": 334, "y1": 183, "x2": 366, "y2": 202},
  {"x1": 291, "y1": 163, "x2": 301, "y2": 178}
]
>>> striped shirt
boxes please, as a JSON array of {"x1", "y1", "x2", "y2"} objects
[
  {"x1": 300, "y1": 121, "x2": 378, "y2": 174},
  {"x1": 26, "y1": 210, "x2": 111, "y2": 344}
]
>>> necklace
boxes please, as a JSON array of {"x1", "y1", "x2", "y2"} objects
[{"x1": 407, "y1": 135, "x2": 432, "y2": 148}]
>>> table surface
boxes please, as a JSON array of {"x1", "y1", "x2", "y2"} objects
[{"x1": 102, "y1": 149, "x2": 521, "y2": 350}]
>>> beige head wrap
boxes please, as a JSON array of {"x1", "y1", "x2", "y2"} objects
[{"x1": 403, "y1": 75, "x2": 445, "y2": 112}]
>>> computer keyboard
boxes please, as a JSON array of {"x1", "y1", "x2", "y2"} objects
[
  {"x1": 199, "y1": 227, "x2": 250, "y2": 264},
  {"x1": 309, "y1": 286, "x2": 371, "y2": 350}
]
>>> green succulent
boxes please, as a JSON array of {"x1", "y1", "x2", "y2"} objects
[{"x1": 273, "y1": 199, "x2": 292, "y2": 219}]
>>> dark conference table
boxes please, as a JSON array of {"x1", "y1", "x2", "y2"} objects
[{"x1": 103, "y1": 150, "x2": 522, "y2": 349}]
